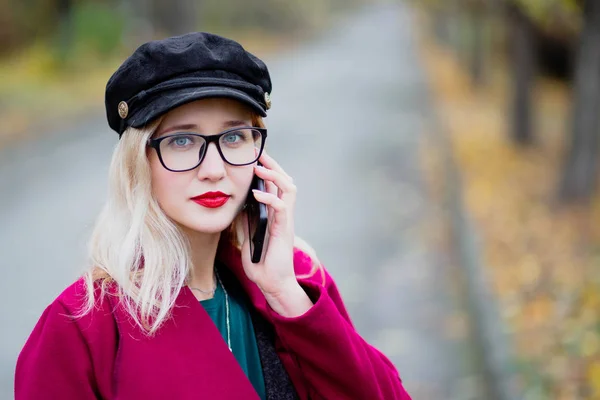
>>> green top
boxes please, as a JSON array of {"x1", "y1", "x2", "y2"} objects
[{"x1": 200, "y1": 276, "x2": 266, "y2": 399}]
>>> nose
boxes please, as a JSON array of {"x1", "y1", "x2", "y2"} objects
[{"x1": 197, "y1": 143, "x2": 226, "y2": 181}]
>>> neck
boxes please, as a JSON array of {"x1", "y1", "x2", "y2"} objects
[{"x1": 182, "y1": 226, "x2": 222, "y2": 300}]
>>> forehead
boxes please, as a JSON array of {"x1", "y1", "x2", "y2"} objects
[{"x1": 158, "y1": 98, "x2": 253, "y2": 129}]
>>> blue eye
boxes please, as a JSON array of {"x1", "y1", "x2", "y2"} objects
[
  {"x1": 166, "y1": 134, "x2": 197, "y2": 148},
  {"x1": 221, "y1": 130, "x2": 253, "y2": 148},
  {"x1": 223, "y1": 132, "x2": 242, "y2": 143}
]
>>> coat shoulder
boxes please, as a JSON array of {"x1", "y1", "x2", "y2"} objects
[
  {"x1": 55, "y1": 276, "x2": 90, "y2": 310},
  {"x1": 55, "y1": 276, "x2": 110, "y2": 311},
  {"x1": 50, "y1": 275, "x2": 119, "y2": 335},
  {"x1": 16, "y1": 276, "x2": 120, "y2": 399}
]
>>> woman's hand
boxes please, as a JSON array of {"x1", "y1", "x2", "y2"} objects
[{"x1": 240, "y1": 152, "x2": 313, "y2": 317}]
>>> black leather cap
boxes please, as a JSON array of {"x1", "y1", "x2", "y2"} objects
[{"x1": 105, "y1": 32, "x2": 272, "y2": 135}]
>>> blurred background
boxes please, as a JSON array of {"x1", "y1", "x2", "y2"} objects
[{"x1": 1, "y1": 0, "x2": 600, "y2": 399}]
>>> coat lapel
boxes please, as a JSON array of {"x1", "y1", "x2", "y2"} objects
[{"x1": 113, "y1": 276, "x2": 259, "y2": 399}]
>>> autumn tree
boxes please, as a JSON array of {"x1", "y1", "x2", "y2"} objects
[
  {"x1": 559, "y1": 0, "x2": 600, "y2": 202},
  {"x1": 508, "y1": 3, "x2": 537, "y2": 145}
]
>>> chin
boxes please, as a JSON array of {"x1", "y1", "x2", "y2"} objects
[{"x1": 178, "y1": 210, "x2": 238, "y2": 234}]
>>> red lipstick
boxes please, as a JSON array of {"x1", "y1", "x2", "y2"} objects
[{"x1": 191, "y1": 191, "x2": 230, "y2": 208}]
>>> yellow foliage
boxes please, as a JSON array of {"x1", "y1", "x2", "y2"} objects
[
  {"x1": 589, "y1": 361, "x2": 600, "y2": 398},
  {"x1": 581, "y1": 331, "x2": 600, "y2": 358},
  {"x1": 513, "y1": 0, "x2": 581, "y2": 35}
]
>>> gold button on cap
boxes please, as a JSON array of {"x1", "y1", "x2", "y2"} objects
[
  {"x1": 118, "y1": 101, "x2": 129, "y2": 119},
  {"x1": 264, "y1": 92, "x2": 271, "y2": 110}
]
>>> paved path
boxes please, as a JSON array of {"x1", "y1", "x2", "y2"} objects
[{"x1": 0, "y1": 3, "x2": 482, "y2": 398}]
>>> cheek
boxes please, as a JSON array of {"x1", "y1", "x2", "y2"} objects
[
  {"x1": 149, "y1": 153, "x2": 183, "y2": 205},
  {"x1": 230, "y1": 165, "x2": 255, "y2": 193}
]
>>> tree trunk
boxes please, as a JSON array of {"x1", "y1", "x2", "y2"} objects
[
  {"x1": 446, "y1": 0, "x2": 463, "y2": 57},
  {"x1": 559, "y1": 0, "x2": 600, "y2": 203},
  {"x1": 467, "y1": 1, "x2": 486, "y2": 86},
  {"x1": 510, "y1": 4, "x2": 536, "y2": 145},
  {"x1": 433, "y1": 8, "x2": 451, "y2": 46},
  {"x1": 55, "y1": 0, "x2": 73, "y2": 66}
]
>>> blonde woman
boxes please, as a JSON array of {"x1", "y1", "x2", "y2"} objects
[{"x1": 15, "y1": 32, "x2": 411, "y2": 400}]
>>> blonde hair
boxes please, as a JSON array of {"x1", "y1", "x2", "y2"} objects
[{"x1": 78, "y1": 113, "x2": 323, "y2": 335}]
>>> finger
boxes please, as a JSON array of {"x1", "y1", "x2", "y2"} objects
[
  {"x1": 264, "y1": 180, "x2": 280, "y2": 216},
  {"x1": 257, "y1": 177, "x2": 277, "y2": 222},
  {"x1": 254, "y1": 165, "x2": 296, "y2": 202},
  {"x1": 252, "y1": 190, "x2": 288, "y2": 228},
  {"x1": 262, "y1": 181, "x2": 276, "y2": 221},
  {"x1": 258, "y1": 152, "x2": 293, "y2": 182},
  {"x1": 265, "y1": 179, "x2": 278, "y2": 197}
]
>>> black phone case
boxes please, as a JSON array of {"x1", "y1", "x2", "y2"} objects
[{"x1": 247, "y1": 172, "x2": 268, "y2": 263}]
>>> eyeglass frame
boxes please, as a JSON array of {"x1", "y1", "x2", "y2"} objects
[{"x1": 147, "y1": 126, "x2": 268, "y2": 172}]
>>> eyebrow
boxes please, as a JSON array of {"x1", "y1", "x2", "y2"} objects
[{"x1": 157, "y1": 119, "x2": 249, "y2": 136}]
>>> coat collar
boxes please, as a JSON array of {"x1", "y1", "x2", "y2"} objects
[
  {"x1": 164, "y1": 239, "x2": 298, "y2": 400},
  {"x1": 108, "y1": 238, "x2": 310, "y2": 399}
]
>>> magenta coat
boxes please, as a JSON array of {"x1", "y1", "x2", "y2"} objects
[{"x1": 15, "y1": 241, "x2": 411, "y2": 399}]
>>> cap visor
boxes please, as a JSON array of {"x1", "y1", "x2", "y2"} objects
[{"x1": 128, "y1": 86, "x2": 267, "y2": 129}]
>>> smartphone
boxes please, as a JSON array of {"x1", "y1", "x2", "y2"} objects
[{"x1": 246, "y1": 164, "x2": 268, "y2": 263}]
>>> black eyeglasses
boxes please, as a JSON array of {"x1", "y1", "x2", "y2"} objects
[{"x1": 147, "y1": 127, "x2": 267, "y2": 172}]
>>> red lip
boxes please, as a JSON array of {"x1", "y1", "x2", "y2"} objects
[{"x1": 191, "y1": 192, "x2": 230, "y2": 208}]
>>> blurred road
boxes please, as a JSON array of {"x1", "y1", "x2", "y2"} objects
[{"x1": 0, "y1": 2, "x2": 481, "y2": 399}]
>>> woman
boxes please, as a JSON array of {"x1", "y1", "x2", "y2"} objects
[{"x1": 15, "y1": 32, "x2": 411, "y2": 400}]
